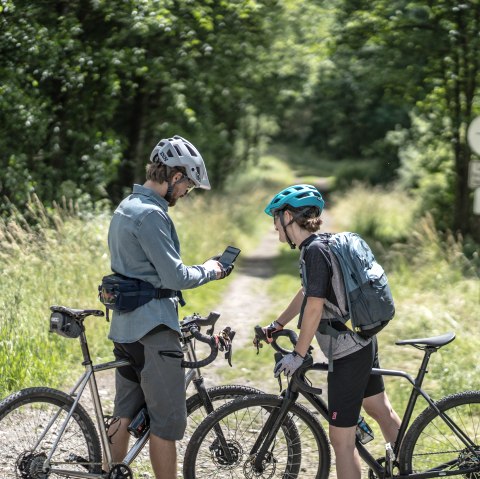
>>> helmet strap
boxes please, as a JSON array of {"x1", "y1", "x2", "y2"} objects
[
  {"x1": 165, "y1": 181, "x2": 175, "y2": 205},
  {"x1": 279, "y1": 210, "x2": 296, "y2": 249}
]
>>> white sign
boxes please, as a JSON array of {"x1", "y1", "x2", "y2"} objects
[
  {"x1": 469, "y1": 160, "x2": 480, "y2": 189},
  {"x1": 467, "y1": 117, "x2": 480, "y2": 155},
  {"x1": 474, "y1": 188, "x2": 480, "y2": 215}
]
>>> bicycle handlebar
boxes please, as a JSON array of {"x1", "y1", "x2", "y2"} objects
[
  {"x1": 292, "y1": 359, "x2": 327, "y2": 395},
  {"x1": 180, "y1": 312, "x2": 235, "y2": 369},
  {"x1": 254, "y1": 324, "x2": 326, "y2": 395},
  {"x1": 253, "y1": 325, "x2": 298, "y2": 355}
]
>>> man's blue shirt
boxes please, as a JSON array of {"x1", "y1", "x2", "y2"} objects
[{"x1": 108, "y1": 184, "x2": 216, "y2": 342}]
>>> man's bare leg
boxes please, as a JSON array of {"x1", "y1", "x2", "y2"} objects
[
  {"x1": 149, "y1": 433, "x2": 177, "y2": 479},
  {"x1": 105, "y1": 417, "x2": 130, "y2": 470}
]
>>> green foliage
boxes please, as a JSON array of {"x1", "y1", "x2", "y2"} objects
[
  {"x1": 391, "y1": 114, "x2": 456, "y2": 231},
  {"x1": 0, "y1": 0, "x2": 285, "y2": 210},
  {"x1": 320, "y1": 0, "x2": 480, "y2": 238}
]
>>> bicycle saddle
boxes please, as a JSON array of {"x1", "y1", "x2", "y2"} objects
[
  {"x1": 50, "y1": 305, "x2": 104, "y2": 319},
  {"x1": 395, "y1": 331, "x2": 455, "y2": 349}
]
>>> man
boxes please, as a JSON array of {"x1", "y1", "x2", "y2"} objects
[{"x1": 106, "y1": 135, "x2": 226, "y2": 479}]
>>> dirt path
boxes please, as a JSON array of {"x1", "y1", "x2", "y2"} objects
[{"x1": 198, "y1": 226, "x2": 282, "y2": 393}]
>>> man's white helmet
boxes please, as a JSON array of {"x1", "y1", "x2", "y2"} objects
[{"x1": 149, "y1": 135, "x2": 211, "y2": 190}]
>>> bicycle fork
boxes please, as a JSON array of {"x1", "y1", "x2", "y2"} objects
[{"x1": 251, "y1": 391, "x2": 298, "y2": 473}]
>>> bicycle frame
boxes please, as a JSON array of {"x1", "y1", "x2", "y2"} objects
[
  {"x1": 252, "y1": 343, "x2": 480, "y2": 479},
  {"x1": 41, "y1": 325, "x2": 210, "y2": 478}
]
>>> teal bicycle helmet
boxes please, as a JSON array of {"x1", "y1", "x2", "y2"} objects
[{"x1": 264, "y1": 184, "x2": 325, "y2": 216}]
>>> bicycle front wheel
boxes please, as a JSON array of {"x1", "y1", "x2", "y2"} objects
[
  {"x1": 0, "y1": 387, "x2": 102, "y2": 478},
  {"x1": 184, "y1": 394, "x2": 331, "y2": 479},
  {"x1": 131, "y1": 383, "x2": 263, "y2": 477},
  {"x1": 399, "y1": 390, "x2": 480, "y2": 476}
]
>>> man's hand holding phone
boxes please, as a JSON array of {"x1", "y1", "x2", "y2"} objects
[{"x1": 205, "y1": 246, "x2": 241, "y2": 280}]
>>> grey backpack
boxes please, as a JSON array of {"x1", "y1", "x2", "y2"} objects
[{"x1": 319, "y1": 232, "x2": 395, "y2": 339}]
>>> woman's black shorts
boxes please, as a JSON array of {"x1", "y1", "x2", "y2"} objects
[{"x1": 327, "y1": 337, "x2": 385, "y2": 427}]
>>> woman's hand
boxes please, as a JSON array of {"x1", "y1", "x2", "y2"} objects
[{"x1": 273, "y1": 351, "x2": 305, "y2": 377}]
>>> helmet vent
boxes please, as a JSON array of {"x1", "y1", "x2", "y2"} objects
[
  {"x1": 174, "y1": 145, "x2": 182, "y2": 155},
  {"x1": 167, "y1": 149, "x2": 174, "y2": 158},
  {"x1": 185, "y1": 144, "x2": 197, "y2": 156}
]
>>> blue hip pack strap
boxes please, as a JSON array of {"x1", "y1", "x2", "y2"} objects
[{"x1": 98, "y1": 273, "x2": 185, "y2": 315}]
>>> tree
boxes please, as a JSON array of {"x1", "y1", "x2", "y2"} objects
[
  {"x1": 325, "y1": 0, "x2": 480, "y2": 240},
  {"x1": 0, "y1": 0, "x2": 284, "y2": 210}
]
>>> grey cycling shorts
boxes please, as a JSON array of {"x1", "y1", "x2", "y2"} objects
[{"x1": 113, "y1": 326, "x2": 187, "y2": 441}]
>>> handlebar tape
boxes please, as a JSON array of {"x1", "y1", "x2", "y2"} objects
[{"x1": 180, "y1": 326, "x2": 219, "y2": 369}]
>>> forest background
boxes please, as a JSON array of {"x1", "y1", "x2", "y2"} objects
[{"x1": 0, "y1": 0, "x2": 479, "y2": 402}]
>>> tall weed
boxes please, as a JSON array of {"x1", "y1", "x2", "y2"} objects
[
  {"x1": 0, "y1": 196, "x2": 111, "y2": 397},
  {"x1": 385, "y1": 215, "x2": 480, "y2": 400},
  {"x1": 329, "y1": 184, "x2": 418, "y2": 245}
]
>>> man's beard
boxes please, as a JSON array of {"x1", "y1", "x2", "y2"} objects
[{"x1": 167, "y1": 184, "x2": 186, "y2": 207}]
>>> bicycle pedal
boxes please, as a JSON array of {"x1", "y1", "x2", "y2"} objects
[{"x1": 384, "y1": 443, "x2": 396, "y2": 477}]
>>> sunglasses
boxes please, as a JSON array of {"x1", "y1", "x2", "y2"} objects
[{"x1": 179, "y1": 175, "x2": 196, "y2": 194}]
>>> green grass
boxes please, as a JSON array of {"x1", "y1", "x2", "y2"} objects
[
  {"x1": 0, "y1": 199, "x2": 112, "y2": 396},
  {"x1": 329, "y1": 184, "x2": 419, "y2": 246}
]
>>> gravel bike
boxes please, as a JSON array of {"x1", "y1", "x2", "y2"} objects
[
  {"x1": 184, "y1": 328, "x2": 480, "y2": 479},
  {"x1": 0, "y1": 305, "x2": 263, "y2": 478}
]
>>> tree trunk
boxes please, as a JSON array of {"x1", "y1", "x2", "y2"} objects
[{"x1": 110, "y1": 82, "x2": 151, "y2": 202}]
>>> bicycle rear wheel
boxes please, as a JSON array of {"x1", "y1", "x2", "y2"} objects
[
  {"x1": 0, "y1": 387, "x2": 102, "y2": 478},
  {"x1": 399, "y1": 390, "x2": 480, "y2": 477},
  {"x1": 184, "y1": 394, "x2": 331, "y2": 479}
]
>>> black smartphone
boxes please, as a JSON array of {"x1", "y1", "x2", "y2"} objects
[{"x1": 218, "y1": 246, "x2": 241, "y2": 269}]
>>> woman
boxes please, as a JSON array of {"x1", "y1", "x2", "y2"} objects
[{"x1": 261, "y1": 184, "x2": 401, "y2": 479}]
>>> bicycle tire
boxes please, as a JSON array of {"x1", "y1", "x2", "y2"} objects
[
  {"x1": 132, "y1": 384, "x2": 264, "y2": 476},
  {"x1": 184, "y1": 393, "x2": 331, "y2": 479},
  {"x1": 0, "y1": 387, "x2": 102, "y2": 478},
  {"x1": 398, "y1": 390, "x2": 480, "y2": 477}
]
